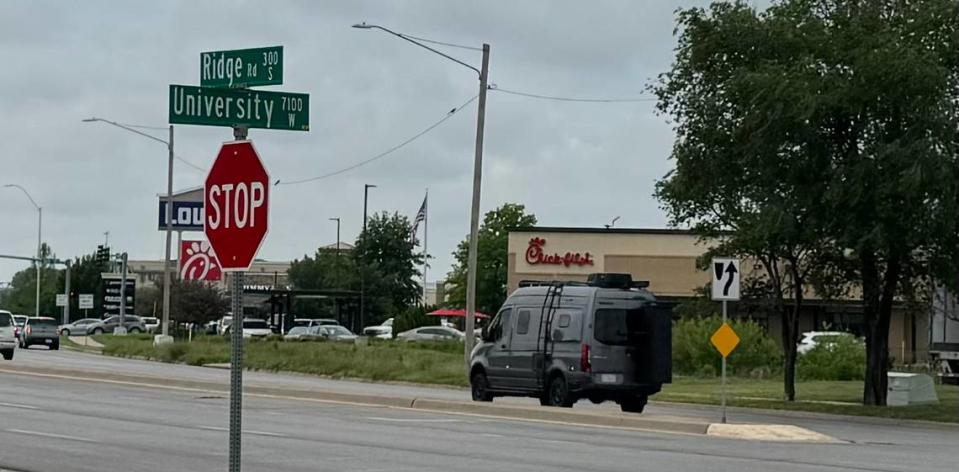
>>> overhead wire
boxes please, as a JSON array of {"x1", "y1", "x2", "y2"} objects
[
  {"x1": 400, "y1": 33, "x2": 483, "y2": 51},
  {"x1": 489, "y1": 85, "x2": 655, "y2": 103},
  {"x1": 275, "y1": 94, "x2": 479, "y2": 186}
]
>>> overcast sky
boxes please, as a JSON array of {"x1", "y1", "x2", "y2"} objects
[{"x1": 0, "y1": 0, "x2": 722, "y2": 285}]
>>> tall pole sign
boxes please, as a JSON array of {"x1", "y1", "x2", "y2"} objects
[
  {"x1": 170, "y1": 45, "x2": 308, "y2": 472},
  {"x1": 710, "y1": 257, "x2": 741, "y2": 424}
]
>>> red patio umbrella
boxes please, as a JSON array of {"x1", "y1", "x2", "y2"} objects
[{"x1": 427, "y1": 308, "x2": 489, "y2": 319}]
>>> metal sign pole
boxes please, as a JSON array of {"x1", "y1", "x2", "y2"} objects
[
  {"x1": 721, "y1": 299, "x2": 728, "y2": 424},
  {"x1": 229, "y1": 272, "x2": 244, "y2": 472}
]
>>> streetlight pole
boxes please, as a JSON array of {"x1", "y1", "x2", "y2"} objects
[
  {"x1": 83, "y1": 118, "x2": 175, "y2": 342},
  {"x1": 4, "y1": 184, "x2": 42, "y2": 317},
  {"x1": 353, "y1": 23, "x2": 489, "y2": 367},
  {"x1": 361, "y1": 184, "x2": 376, "y2": 331}
]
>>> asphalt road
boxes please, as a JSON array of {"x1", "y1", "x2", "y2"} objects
[{"x1": 0, "y1": 348, "x2": 955, "y2": 471}]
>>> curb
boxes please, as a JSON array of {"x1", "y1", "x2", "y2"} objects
[{"x1": 0, "y1": 364, "x2": 707, "y2": 436}]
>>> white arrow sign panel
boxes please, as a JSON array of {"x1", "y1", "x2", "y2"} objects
[{"x1": 711, "y1": 258, "x2": 740, "y2": 301}]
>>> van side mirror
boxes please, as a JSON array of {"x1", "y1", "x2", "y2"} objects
[{"x1": 481, "y1": 325, "x2": 490, "y2": 341}]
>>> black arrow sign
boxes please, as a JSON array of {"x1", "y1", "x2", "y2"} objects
[{"x1": 723, "y1": 262, "x2": 738, "y2": 296}]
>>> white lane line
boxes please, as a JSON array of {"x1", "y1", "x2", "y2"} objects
[
  {"x1": 196, "y1": 425, "x2": 287, "y2": 438},
  {"x1": 5, "y1": 428, "x2": 99, "y2": 443},
  {"x1": 0, "y1": 402, "x2": 38, "y2": 410},
  {"x1": 366, "y1": 417, "x2": 462, "y2": 423}
]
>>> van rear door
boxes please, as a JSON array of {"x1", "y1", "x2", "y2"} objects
[{"x1": 590, "y1": 303, "x2": 671, "y2": 388}]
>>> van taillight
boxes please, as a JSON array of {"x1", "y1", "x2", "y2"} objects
[{"x1": 581, "y1": 343, "x2": 591, "y2": 373}]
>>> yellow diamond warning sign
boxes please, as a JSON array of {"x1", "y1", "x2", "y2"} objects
[{"x1": 711, "y1": 322, "x2": 740, "y2": 358}]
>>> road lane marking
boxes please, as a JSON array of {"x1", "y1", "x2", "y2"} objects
[
  {"x1": 5, "y1": 429, "x2": 99, "y2": 443},
  {"x1": 0, "y1": 402, "x2": 38, "y2": 410},
  {"x1": 197, "y1": 425, "x2": 287, "y2": 438},
  {"x1": 366, "y1": 417, "x2": 462, "y2": 423}
]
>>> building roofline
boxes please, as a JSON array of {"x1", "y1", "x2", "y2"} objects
[{"x1": 508, "y1": 226, "x2": 699, "y2": 236}]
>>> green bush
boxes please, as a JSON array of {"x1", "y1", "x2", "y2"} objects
[
  {"x1": 672, "y1": 315, "x2": 781, "y2": 378},
  {"x1": 797, "y1": 335, "x2": 865, "y2": 381}
]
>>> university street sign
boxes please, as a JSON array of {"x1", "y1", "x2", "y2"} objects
[
  {"x1": 200, "y1": 46, "x2": 283, "y2": 88},
  {"x1": 169, "y1": 84, "x2": 309, "y2": 131}
]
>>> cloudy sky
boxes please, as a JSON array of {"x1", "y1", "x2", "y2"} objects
[{"x1": 0, "y1": 0, "x2": 722, "y2": 285}]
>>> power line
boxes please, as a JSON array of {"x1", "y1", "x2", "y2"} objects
[
  {"x1": 174, "y1": 155, "x2": 205, "y2": 171},
  {"x1": 112, "y1": 121, "x2": 206, "y2": 171},
  {"x1": 400, "y1": 33, "x2": 483, "y2": 52},
  {"x1": 276, "y1": 95, "x2": 479, "y2": 186},
  {"x1": 119, "y1": 123, "x2": 170, "y2": 131},
  {"x1": 490, "y1": 86, "x2": 655, "y2": 103}
]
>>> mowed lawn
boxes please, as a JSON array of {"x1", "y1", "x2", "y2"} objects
[{"x1": 89, "y1": 335, "x2": 958, "y2": 423}]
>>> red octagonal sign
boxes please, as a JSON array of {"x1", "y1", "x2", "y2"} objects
[{"x1": 204, "y1": 141, "x2": 269, "y2": 272}]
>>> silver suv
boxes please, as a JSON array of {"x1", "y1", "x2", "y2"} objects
[
  {"x1": 86, "y1": 315, "x2": 146, "y2": 335},
  {"x1": 21, "y1": 317, "x2": 60, "y2": 350},
  {"x1": 469, "y1": 273, "x2": 672, "y2": 413},
  {"x1": 0, "y1": 311, "x2": 16, "y2": 360}
]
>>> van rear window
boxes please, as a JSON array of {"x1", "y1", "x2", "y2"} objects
[
  {"x1": 0, "y1": 315, "x2": 10, "y2": 327},
  {"x1": 594, "y1": 309, "x2": 644, "y2": 345}
]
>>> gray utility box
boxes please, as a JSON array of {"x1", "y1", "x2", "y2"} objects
[{"x1": 887, "y1": 373, "x2": 938, "y2": 406}]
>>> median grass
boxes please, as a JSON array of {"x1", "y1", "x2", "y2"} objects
[{"x1": 94, "y1": 334, "x2": 958, "y2": 422}]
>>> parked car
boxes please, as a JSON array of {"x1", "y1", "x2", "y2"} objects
[
  {"x1": 293, "y1": 318, "x2": 340, "y2": 328},
  {"x1": 12, "y1": 314, "x2": 27, "y2": 341},
  {"x1": 21, "y1": 317, "x2": 60, "y2": 350},
  {"x1": 141, "y1": 317, "x2": 161, "y2": 333},
  {"x1": 469, "y1": 273, "x2": 672, "y2": 413},
  {"x1": 320, "y1": 325, "x2": 358, "y2": 343},
  {"x1": 0, "y1": 311, "x2": 16, "y2": 360},
  {"x1": 396, "y1": 326, "x2": 464, "y2": 342},
  {"x1": 59, "y1": 318, "x2": 100, "y2": 336},
  {"x1": 362, "y1": 318, "x2": 393, "y2": 339},
  {"x1": 797, "y1": 331, "x2": 858, "y2": 355},
  {"x1": 284, "y1": 326, "x2": 324, "y2": 341},
  {"x1": 224, "y1": 319, "x2": 273, "y2": 339},
  {"x1": 86, "y1": 316, "x2": 147, "y2": 335},
  {"x1": 218, "y1": 315, "x2": 233, "y2": 336}
]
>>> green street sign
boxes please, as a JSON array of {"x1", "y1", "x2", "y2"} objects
[
  {"x1": 169, "y1": 85, "x2": 309, "y2": 131},
  {"x1": 200, "y1": 46, "x2": 283, "y2": 88}
]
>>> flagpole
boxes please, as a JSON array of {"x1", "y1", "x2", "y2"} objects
[{"x1": 423, "y1": 188, "x2": 429, "y2": 306}]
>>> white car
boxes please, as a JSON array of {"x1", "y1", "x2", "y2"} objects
[
  {"x1": 396, "y1": 326, "x2": 464, "y2": 342},
  {"x1": 797, "y1": 331, "x2": 855, "y2": 355},
  {"x1": 362, "y1": 318, "x2": 394, "y2": 339},
  {"x1": 239, "y1": 319, "x2": 272, "y2": 339},
  {"x1": 141, "y1": 316, "x2": 160, "y2": 333},
  {"x1": 0, "y1": 310, "x2": 17, "y2": 360}
]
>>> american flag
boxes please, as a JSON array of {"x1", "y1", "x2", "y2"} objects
[{"x1": 411, "y1": 193, "x2": 427, "y2": 241}]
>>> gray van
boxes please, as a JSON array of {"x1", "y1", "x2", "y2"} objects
[{"x1": 469, "y1": 273, "x2": 671, "y2": 413}]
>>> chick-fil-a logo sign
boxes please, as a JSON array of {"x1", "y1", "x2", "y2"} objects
[{"x1": 525, "y1": 237, "x2": 594, "y2": 267}]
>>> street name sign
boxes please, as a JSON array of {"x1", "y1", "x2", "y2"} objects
[
  {"x1": 169, "y1": 85, "x2": 309, "y2": 131},
  {"x1": 204, "y1": 141, "x2": 270, "y2": 271},
  {"x1": 79, "y1": 294, "x2": 94, "y2": 310},
  {"x1": 200, "y1": 46, "x2": 283, "y2": 88},
  {"x1": 711, "y1": 257, "x2": 741, "y2": 301}
]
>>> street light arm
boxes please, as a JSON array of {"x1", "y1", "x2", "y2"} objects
[
  {"x1": 354, "y1": 23, "x2": 481, "y2": 77},
  {"x1": 3, "y1": 184, "x2": 40, "y2": 210},
  {"x1": 83, "y1": 117, "x2": 170, "y2": 147}
]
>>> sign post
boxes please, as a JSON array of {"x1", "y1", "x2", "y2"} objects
[{"x1": 710, "y1": 257, "x2": 741, "y2": 424}]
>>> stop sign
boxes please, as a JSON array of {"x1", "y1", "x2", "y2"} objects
[{"x1": 204, "y1": 141, "x2": 269, "y2": 271}]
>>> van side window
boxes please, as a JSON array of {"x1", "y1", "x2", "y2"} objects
[
  {"x1": 491, "y1": 309, "x2": 512, "y2": 342},
  {"x1": 558, "y1": 314, "x2": 571, "y2": 328},
  {"x1": 516, "y1": 310, "x2": 531, "y2": 335}
]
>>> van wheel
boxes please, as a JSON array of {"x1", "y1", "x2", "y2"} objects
[
  {"x1": 1, "y1": 350, "x2": 12, "y2": 360},
  {"x1": 546, "y1": 374, "x2": 573, "y2": 408},
  {"x1": 620, "y1": 396, "x2": 648, "y2": 414},
  {"x1": 51, "y1": 340, "x2": 60, "y2": 351},
  {"x1": 470, "y1": 371, "x2": 493, "y2": 402}
]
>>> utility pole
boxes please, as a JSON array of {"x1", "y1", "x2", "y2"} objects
[
  {"x1": 63, "y1": 262, "x2": 71, "y2": 325},
  {"x1": 361, "y1": 184, "x2": 375, "y2": 331},
  {"x1": 3, "y1": 184, "x2": 43, "y2": 317},
  {"x1": 162, "y1": 125, "x2": 175, "y2": 341},
  {"x1": 464, "y1": 44, "x2": 490, "y2": 367},
  {"x1": 329, "y1": 217, "x2": 341, "y2": 288},
  {"x1": 117, "y1": 253, "x2": 129, "y2": 335}
]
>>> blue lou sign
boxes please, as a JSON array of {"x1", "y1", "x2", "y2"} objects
[{"x1": 158, "y1": 200, "x2": 204, "y2": 231}]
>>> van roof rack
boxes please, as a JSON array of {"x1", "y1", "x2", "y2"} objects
[{"x1": 518, "y1": 274, "x2": 650, "y2": 290}]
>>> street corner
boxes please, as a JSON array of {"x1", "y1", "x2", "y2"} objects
[{"x1": 706, "y1": 423, "x2": 841, "y2": 444}]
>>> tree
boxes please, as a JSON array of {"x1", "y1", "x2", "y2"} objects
[
  {"x1": 61, "y1": 251, "x2": 112, "y2": 319},
  {"x1": 446, "y1": 203, "x2": 537, "y2": 316},
  {"x1": 289, "y1": 248, "x2": 357, "y2": 291},
  {"x1": 655, "y1": 0, "x2": 959, "y2": 405},
  {"x1": 169, "y1": 280, "x2": 229, "y2": 325},
  {"x1": 353, "y1": 212, "x2": 423, "y2": 324},
  {"x1": 4, "y1": 243, "x2": 61, "y2": 316}
]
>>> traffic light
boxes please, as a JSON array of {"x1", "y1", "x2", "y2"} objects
[{"x1": 95, "y1": 245, "x2": 111, "y2": 263}]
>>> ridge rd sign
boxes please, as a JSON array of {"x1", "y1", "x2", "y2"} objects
[{"x1": 204, "y1": 141, "x2": 269, "y2": 271}]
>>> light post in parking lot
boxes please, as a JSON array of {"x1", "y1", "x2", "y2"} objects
[
  {"x1": 83, "y1": 118, "x2": 175, "y2": 340},
  {"x1": 352, "y1": 22, "x2": 490, "y2": 368},
  {"x1": 3, "y1": 184, "x2": 42, "y2": 317}
]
